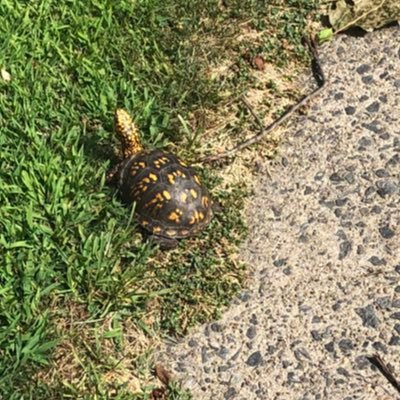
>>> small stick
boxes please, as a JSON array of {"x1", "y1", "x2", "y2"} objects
[
  {"x1": 368, "y1": 353, "x2": 400, "y2": 393},
  {"x1": 199, "y1": 36, "x2": 327, "y2": 163},
  {"x1": 241, "y1": 96, "x2": 265, "y2": 131}
]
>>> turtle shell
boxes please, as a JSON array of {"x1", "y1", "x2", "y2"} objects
[{"x1": 116, "y1": 149, "x2": 213, "y2": 238}]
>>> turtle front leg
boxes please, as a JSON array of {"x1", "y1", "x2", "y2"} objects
[
  {"x1": 106, "y1": 164, "x2": 121, "y2": 186},
  {"x1": 148, "y1": 235, "x2": 179, "y2": 250}
]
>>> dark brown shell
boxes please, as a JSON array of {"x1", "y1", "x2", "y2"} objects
[{"x1": 116, "y1": 149, "x2": 212, "y2": 238}]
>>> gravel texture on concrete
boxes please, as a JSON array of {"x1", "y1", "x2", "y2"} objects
[{"x1": 156, "y1": 27, "x2": 400, "y2": 399}]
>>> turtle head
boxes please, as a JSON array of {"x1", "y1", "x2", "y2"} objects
[{"x1": 114, "y1": 109, "x2": 143, "y2": 158}]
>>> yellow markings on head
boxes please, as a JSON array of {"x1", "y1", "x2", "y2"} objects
[
  {"x1": 202, "y1": 196, "x2": 209, "y2": 207},
  {"x1": 163, "y1": 191, "x2": 171, "y2": 200},
  {"x1": 180, "y1": 192, "x2": 188, "y2": 203},
  {"x1": 149, "y1": 173, "x2": 158, "y2": 181},
  {"x1": 115, "y1": 109, "x2": 143, "y2": 157},
  {"x1": 193, "y1": 175, "x2": 201, "y2": 185},
  {"x1": 168, "y1": 174, "x2": 176, "y2": 184},
  {"x1": 190, "y1": 189, "x2": 198, "y2": 199},
  {"x1": 153, "y1": 226, "x2": 162, "y2": 234}
]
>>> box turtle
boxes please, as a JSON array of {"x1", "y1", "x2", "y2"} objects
[{"x1": 107, "y1": 109, "x2": 213, "y2": 249}]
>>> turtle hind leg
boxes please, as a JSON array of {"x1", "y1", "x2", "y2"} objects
[{"x1": 148, "y1": 235, "x2": 179, "y2": 250}]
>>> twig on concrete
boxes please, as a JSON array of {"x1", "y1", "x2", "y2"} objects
[
  {"x1": 368, "y1": 353, "x2": 400, "y2": 394},
  {"x1": 199, "y1": 36, "x2": 327, "y2": 164}
]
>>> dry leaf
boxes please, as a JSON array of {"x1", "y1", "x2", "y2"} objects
[
  {"x1": 328, "y1": 0, "x2": 400, "y2": 32},
  {"x1": 1, "y1": 68, "x2": 11, "y2": 82},
  {"x1": 253, "y1": 55, "x2": 265, "y2": 71},
  {"x1": 154, "y1": 364, "x2": 173, "y2": 385},
  {"x1": 151, "y1": 387, "x2": 167, "y2": 400}
]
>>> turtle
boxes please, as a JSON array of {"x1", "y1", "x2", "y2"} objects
[{"x1": 107, "y1": 108, "x2": 213, "y2": 249}]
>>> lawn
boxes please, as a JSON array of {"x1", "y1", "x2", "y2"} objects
[{"x1": 0, "y1": 0, "x2": 318, "y2": 398}]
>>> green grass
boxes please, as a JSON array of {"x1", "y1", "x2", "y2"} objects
[{"x1": 0, "y1": 0, "x2": 319, "y2": 398}]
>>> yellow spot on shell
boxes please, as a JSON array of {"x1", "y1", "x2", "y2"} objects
[
  {"x1": 180, "y1": 193, "x2": 188, "y2": 202},
  {"x1": 138, "y1": 162, "x2": 146, "y2": 168},
  {"x1": 168, "y1": 174, "x2": 175, "y2": 184},
  {"x1": 141, "y1": 177, "x2": 150, "y2": 184},
  {"x1": 189, "y1": 212, "x2": 199, "y2": 225},
  {"x1": 202, "y1": 196, "x2": 209, "y2": 207},
  {"x1": 149, "y1": 173, "x2": 158, "y2": 181},
  {"x1": 141, "y1": 220, "x2": 149, "y2": 226},
  {"x1": 194, "y1": 175, "x2": 201, "y2": 185},
  {"x1": 173, "y1": 170, "x2": 186, "y2": 178},
  {"x1": 190, "y1": 189, "x2": 198, "y2": 199},
  {"x1": 145, "y1": 193, "x2": 163, "y2": 207},
  {"x1": 153, "y1": 226, "x2": 161, "y2": 233},
  {"x1": 180, "y1": 161, "x2": 187, "y2": 167},
  {"x1": 155, "y1": 157, "x2": 168, "y2": 167},
  {"x1": 188, "y1": 211, "x2": 204, "y2": 225},
  {"x1": 163, "y1": 191, "x2": 171, "y2": 200},
  {"x1": 166, "y1": 230, "x2": 177, "y2": 237},
  {"x1": 180, "y1": 230, "x2": 189, "y2": 236},
  {"x1": 168, "y1": 212, "x2": 180, "y2": 222},
  {"x1": 129, "y1": 164, "x2": 139, "y2": 176}
]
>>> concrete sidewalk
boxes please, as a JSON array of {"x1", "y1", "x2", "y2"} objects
[{"x1": 157, "y1": 26, "x2": 400, "y2": 400}]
